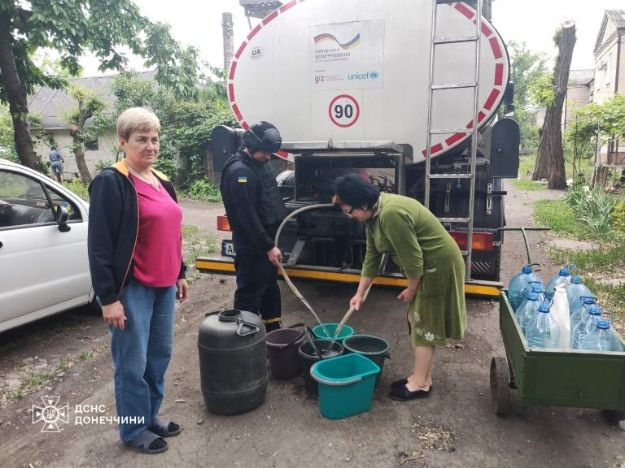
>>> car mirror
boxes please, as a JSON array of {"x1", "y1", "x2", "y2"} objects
[{"x1": 54, "y1": 204, "x2": 71, "y2": 232}]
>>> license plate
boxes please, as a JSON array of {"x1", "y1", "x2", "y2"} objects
[{"x1": 221, "y1": 239, "x2": 236, "y2": 258}]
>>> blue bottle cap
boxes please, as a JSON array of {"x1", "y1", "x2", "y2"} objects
[
  {"x1": 532, "y1": 283, "x2": 544, "y2": 292},
  {"x1": 588, "y1": 305, "x2": 601, "y2": 316},
  {"x1": 596, "y1": 319, "x2": 610, "y2": 329},
  {"x1": 580, "y1": 296, "x2": 596, "y2": 304},
  {"x1": 559, "y1": 267, "x2": 570, "y2": 276},
  {"x1": 522, "y1": 265, "x2": 532, "y2": 274},
  {"x1": 527, "y1": 292, "x2": 539, "y2": 301},
  {"x1": 570, "y1": 275, "x2": 582, "y2": 284},
  {"x1": 538, "y1": 303, "x2": 550, "y2": 313}
]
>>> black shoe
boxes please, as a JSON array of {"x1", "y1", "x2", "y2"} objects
[
  {"x1": 390, "y1": 378, "x2": 408, "y2": 389},
  {"x1": 389, "y1": 384, "x2": 432, "y2": 401}
]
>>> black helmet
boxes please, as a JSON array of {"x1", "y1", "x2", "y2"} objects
[{"x1": 242, "y1": 121, "x2": 282, "y2": 154}]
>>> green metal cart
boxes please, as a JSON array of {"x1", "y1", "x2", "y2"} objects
[{"x1": 490, "y1": 291, "x2": 625, "y2": 415}]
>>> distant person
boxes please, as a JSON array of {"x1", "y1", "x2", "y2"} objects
[
  {"x1": 48, "y1": 146, "x2": 64, "y2": 183},
  {"x1": 88, "y1": 107, "x2": 188, "y2": 454},
  {"x1": 220, "y1": 121, "x2": 286, "y2": 332},
  {"x1": 334, "y1": 174, "x2": 466, "y2": 401}
]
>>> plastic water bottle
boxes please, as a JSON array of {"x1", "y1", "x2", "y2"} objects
[
  {"x1": 515, "y1": 291, "x2": 540, "y2": 336},
  {"x1": 570, "y1": 296, "x2": 597, "y2": 327},
  {"x1": 551, "y1": 285, "x2": 571, "y2": 349},
  {"x1": 565, "y1": 276, "x2": 592, "y2": 313},
  {"x1": 508, "y1": 265, "x2": 542, "y2": 310},
  {"x1": 578, "y1": 319, "x2": 615, "y2": 352},
  {"x1": 526, "y1": 302, "x2": 560, "y2": 349},
  {"x1": 515, "y1": 281, "x2": 545, "y2": 313},
  {"x1": 571, "y1": 304, "x2": 602, "y2": 349},
  {"x1": 545, "y1": 265, "x2": 573, "y2": 300}
]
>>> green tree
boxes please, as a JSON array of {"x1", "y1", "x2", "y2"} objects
[
  {"x1": 67, "y1": 85, "x2": 108, "y2": 183},
  {"x1": 0, "y1": 104, "x2": 14, "y2": 156},
  {"x1": 507, "y1": 42, "x2": 549, "y2": 154},
  {"x1": 0, "y1": 0, "x2": 198, "y2": 171},
  {"x1": 111, "y1": 71, "x2": 235, "y2": 183}
]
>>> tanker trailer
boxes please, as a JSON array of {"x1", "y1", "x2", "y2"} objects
[{"x1": 198, "y1": 0, "x2": 520, "y2": 297}]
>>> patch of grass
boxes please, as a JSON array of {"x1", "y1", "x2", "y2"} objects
[
  {"x1": 182, "y1": 225, "x2": 218, "y2": 280},
  {"x1": 63, "y1": 178, "x2": 89, "y2": 200},
  {"x1": 80, "y1": 350, "x2": 94, "y2": 361},
  {"x1": 550, "y1": 244, "x2": 625, "y2": 273},
  {"x1": 511, "y1": 179, "x2": 546, "y2": 191},
  {"x1": 183, "y1": 179, "x2": 222, "y2": 202},
  {"x1": 534, "y1": 199, "x2": 591, "y2": 238}
]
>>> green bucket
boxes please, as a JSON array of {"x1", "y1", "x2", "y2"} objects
[
  {"x1": 312, "y1": 323, "x2": 355, "y2": 342},
  {"x1": 310, "y1": 353, "x2": 380, "y2": 419}
]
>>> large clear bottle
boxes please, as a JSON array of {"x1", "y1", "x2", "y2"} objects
[
  {"x1": 565, "y1": 275, "x2": 592, "y2": 313},
  {"x1": 570, "y1": 296, "x2": 597, "y2": 327},
  {"x1": 515, "y1": 281, "x2": 545, "y2": 313},
  {"x1": 578, "y1": 319, "x2": 615, "y2": 352},
  {"x1": 514, "y1": 291, "x2": 540, "y2": 336},
  {"x1": 571, "y1": 304, "x2": 602, "y2": 349},
  {"x1": 508, "y1": 264, "x2": 542, "y2": 311},
  {"x1": 545, "y1": 266, "x2": 573, "y2": 300},
  {"x1": 526, "y1": 302, "x2": 560, "y2": 349}
]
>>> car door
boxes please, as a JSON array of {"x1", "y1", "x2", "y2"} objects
[{"x1": 0, "y1": 168, "x2": 91, "y2": 329}]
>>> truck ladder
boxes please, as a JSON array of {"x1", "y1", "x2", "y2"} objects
[{"x1": 424, "y1": 0, "x2": 483, "y2": 280}]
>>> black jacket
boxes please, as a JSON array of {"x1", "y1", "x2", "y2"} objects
[
  {"x1": 87, "y1": 161, "x2": 186, "y2": 306},
  {"x1": 220, "y1": 150, "x2": 286, "y2": 254}
]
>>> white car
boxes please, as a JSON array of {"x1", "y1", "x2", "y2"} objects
[{"x1": 0, "y1": 159, "x2": 93, "y2": 333}]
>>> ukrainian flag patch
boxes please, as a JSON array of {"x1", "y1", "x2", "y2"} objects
[{"x1": 237, "y1": 176, "x2": 248, "y2": 184}]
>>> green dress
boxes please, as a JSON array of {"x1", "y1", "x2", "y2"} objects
[{"x1": 361, "y1": 193, "x2": 467, "y2": 346}]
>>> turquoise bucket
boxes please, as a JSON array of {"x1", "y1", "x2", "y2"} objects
[
  {"x1": 312, "y1": 323, "x2": 355, "y2": 342},
  {"x1": 310, "y1": 353, "x2": 380, "y2": 419}
]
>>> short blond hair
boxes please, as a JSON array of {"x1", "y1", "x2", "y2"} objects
[{"x1": 116, "y1": 107, "x2": 161, "y2": 141}]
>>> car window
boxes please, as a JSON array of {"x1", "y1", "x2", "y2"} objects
[
  {"x1": 0, "y1": 169, "x2": 75, "y2": 229},
  {"x1": 46, "y1": 187, "x2": 82, "y2": 221}
]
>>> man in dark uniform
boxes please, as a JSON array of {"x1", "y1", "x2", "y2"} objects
[{"x1": 220, "y1": 122, "x2": 287, "y2": 332}]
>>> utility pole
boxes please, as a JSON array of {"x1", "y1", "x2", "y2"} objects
[{"x1": 222, "y1": 12, "x2": 234, "y2": 72}]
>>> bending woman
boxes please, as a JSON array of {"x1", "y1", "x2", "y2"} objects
[{"x1": 334, "y1": 174, "x2": 466, "y2": 401}]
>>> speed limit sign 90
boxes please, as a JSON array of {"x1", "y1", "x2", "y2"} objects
[{"x1": 328, "y1": 94, "x2": 360, "y2": 128}]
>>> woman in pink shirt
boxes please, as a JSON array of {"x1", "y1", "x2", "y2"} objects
[{"x1": 88, "y1": 107, "x2": 188, "y2": 454}]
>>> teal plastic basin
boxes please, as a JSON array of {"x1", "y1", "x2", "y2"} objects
[
  {"x1": 311, "y1": 353, "x2": 380, "y2": 419},
  {"x1": 312, "y1": 323, "x2": 355, "y2": 342}
]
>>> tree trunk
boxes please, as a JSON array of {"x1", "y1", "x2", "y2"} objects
[
  {"x1": 72, "y1": 139, "x2": 92, "y2": 184},
  {"x1": 532, "y1": 21, "x2": 576, "y2": 189},
  {"x1": 71, "y1": 111, "x2": 93, "y2": 183},
  {"x1": 0, "y1": 12, "x2": 38, "y2": 170}
]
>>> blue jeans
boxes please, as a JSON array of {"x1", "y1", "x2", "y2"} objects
[{"x1": 109, "y1": 278, "x2": 176, "y2": 442}]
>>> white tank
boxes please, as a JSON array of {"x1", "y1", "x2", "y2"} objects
[{"x1": 228, "y1": 0, "x2": 509, "y2": 163}]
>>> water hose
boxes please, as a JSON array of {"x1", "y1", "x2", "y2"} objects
[
  {"x1": 274, "y1": 203, "x2": 334, "y2": 331},
  {"x1": 273, "y1": 202, "x2": 380, "y2": 347}
]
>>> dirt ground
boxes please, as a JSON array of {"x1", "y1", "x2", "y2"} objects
[{"x1": 0, "y1": 182, "x2": 624, "y2": 468}]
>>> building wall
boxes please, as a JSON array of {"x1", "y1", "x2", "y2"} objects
[
  {"x1": 563, "y1": 84, "x2": 591, "y2": 131},
  {"x1": 593, "y1": 22, "x2": 620, "y2": 103},
  {"x1": 618, "y1": 35, "x2": 625, "y2": 94},
  {"x1": 35, "y1": 129, "x2": 119, "y2": 179}
]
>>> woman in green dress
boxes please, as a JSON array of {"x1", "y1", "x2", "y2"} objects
[{"x1": 334, "y1": 174, "x2": 466, "y2": 401}]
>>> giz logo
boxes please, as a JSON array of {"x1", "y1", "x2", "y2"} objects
[{"x1": 251, "y1": 47, "x2": 263, "y2": 60}]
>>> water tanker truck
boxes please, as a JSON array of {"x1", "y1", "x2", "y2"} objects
[{"x1": 197, "y1": 0, "x2": 520, "y2": 298}]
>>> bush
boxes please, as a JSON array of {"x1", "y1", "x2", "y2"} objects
[
  {"x1": 64, "y1": 178, "x2": 89, "y2": 201},
  {"x1": 613, "y1": 201, "x2": 625, "y2": 234},
  {"x1": 564, "y1": 183, "x2": 615, "y2": 235},
  {"x1": 184, "y1": 178, "x2": 221, "y2": 202}
]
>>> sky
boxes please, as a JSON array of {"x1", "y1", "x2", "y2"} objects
[{"x1": 80, "y1": 0, "x2": 625, "y2": 76}]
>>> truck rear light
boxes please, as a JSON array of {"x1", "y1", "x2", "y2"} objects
[
  {"x1": 450, "y1": 231, "x2": 494, "y2": 252},
  {"x1": 217, "y1": 215, "x2": 231, "y2": 232}
]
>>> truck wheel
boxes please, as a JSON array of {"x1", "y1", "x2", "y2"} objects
[{"x1": 490, "y1": 356, "x2": 512, "y2": 416}]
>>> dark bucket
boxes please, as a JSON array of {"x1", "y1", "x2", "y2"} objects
[
  {"x1": 342, "y1": 334, "x2": 390, "y2": 387},
  {"x1": 266, "y1": 325, "x2": 305, "y2": 380},
  {"x1": 298, "y1": 340, "x2": 344, "y2": 395}
]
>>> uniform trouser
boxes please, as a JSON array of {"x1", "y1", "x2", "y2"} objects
[{"x1": 233, "y1": 250, "x2": 282, "y2": 332}]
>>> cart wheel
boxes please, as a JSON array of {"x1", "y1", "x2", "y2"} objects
[{"x1": 490, "y1": 356, "x2": 512, "y2": 416}]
